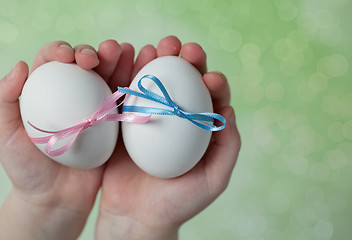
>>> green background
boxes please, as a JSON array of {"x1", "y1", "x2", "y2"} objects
[{"x1": 1, "y1": 0, "x2": 351, "y2": 239}]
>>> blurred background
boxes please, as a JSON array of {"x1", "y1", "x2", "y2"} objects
[{"x1": 0, "y1": 0, "x2": 351, "y2": 239}]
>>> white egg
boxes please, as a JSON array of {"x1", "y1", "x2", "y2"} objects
[
  {"x1": 20, "y1": 61, "x2": 118, "y2": 169},
  {"x1": 122, "y1": 56, "x2": 213, "y2": 178}
]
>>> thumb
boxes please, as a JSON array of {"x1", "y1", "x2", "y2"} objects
[
  {"x1": 0, "y1": 61, "x2": 29, "y2": 132},
  {"x1": 0, "y1": 61, "x2": 29, "y2": 104}
]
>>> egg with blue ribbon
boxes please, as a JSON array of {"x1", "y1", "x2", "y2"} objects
[{"x1": 120, "y1": 56, "x2": 226, "y2": 178}]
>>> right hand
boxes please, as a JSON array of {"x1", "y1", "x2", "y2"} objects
[{"x1": 0, "y1": 40, "x2": 124, "y2": 240}]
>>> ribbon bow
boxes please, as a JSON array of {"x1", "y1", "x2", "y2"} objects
[
  {"x1": 29, "y1": 91, "x2": 150, "y2": 157},
  {"x1": 118, "y1": 75, "x2": 226, "y2": 132}
]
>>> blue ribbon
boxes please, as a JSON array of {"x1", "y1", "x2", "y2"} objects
[{"x1": 118, "y1": 75, "x2": 226, "y2": 132}]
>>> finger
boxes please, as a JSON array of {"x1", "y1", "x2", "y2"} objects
[
  {"x1": 109, "y1": 43, "x2": 135, "y2": 90},
  {"x1": 73, "y1": 44, "x2": 100, "y2": 70},
  {"x1": 156, "y1": 35, "x2": 182, "y2": 57},
  {"x1": 31, "y1": 41, "x2": 75, "y2": 73},
  {"x1": 0, "y1": 62, "x2": 29, "y2": 131},
  {"x1": 94, "y1": 40, "x2": 122, "y2": 82},
  {"x1": 203, "y1": 72, "x2": 231, "y2": 113},
  {"x1": 203, "y1": 106, "x2": 241, "y2": 195},
  {"x1": 180, "y1": 42, "x2": 207, "y2": 75},
  {"x1": 0, "y1": 61, "x2": 29, "y2": 104},
  {"x1": 132, "y1": 44, "x2": 157, "y2": 79}
]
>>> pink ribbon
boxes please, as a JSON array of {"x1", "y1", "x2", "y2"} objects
[{"x1": 29, "y1": 90, "x2": 150, "y2": 157}]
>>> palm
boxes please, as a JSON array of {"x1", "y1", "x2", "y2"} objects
[
  {"x1": 100, "y1": 137, "x2": 214, "y2": 226},
  {"x1": 0, "y1": 40, "x2": 130, "y2": 210},
  {"x1": 0, "y1": 90, "x2": 103, "y2": 210}
]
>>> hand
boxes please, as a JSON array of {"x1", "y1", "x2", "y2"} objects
[
  {"x1": 0, "y1": 40, "x2": 125, "y2": 240},
  {"x1": 95, "y1": 36, "x2": 241, "y2": 240}
]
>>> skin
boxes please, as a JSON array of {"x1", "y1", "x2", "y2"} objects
[
  {"x1": 0, "y1": 36, "x2": 241, "y2": 240},
  {"x1": 0, "y1": 40, "x2": 110, "y2": 240}
]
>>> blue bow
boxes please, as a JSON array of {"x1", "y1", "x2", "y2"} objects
[{"x1": 118, "y1": 75, "x2": 226, "y2": 132}]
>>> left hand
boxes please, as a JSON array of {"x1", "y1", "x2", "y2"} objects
[{"x1": 95, "y1": 36, "x2": 241, "y2": 240}]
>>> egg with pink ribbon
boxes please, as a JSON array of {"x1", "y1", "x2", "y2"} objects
[
  {"x1": 121, "y1": 56, "x2": 225, "y2": 178},
  {"x1": 20, "y1": 61, "x2": 119, "y2": 169}
]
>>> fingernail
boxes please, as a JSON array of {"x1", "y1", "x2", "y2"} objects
[
  {"x1": 59, "y1": 44, "x2": 74, "y2": 52},
  {"x1": 215, "y1": 71, "x2": 226, "y2": 79},
  {"x1": 81, "y1": 48, "x2": 97, "y2": 56},
  {"x1": 7, "y1": 62, "x2": 18, "y2": 80}
]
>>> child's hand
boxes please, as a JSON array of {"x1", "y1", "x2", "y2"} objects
[
  {"x1": 95, "y1": 36, "x2": 241, "y2": 240},
  {"x1": 0, "y1": 40, "x2": 123, "y2": 240},
  {"x1": 0, "y1": 37, "x2": 241, "y2": 240}
]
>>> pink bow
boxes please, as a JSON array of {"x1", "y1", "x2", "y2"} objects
[{"x1": 29, "y1": 90, "x2": 150, "y2": 157}]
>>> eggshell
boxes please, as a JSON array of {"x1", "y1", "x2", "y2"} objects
[
  {"x1": 122, "y1": 56, "x2": 213, "y2": 178},
  {"x1": 20, "y1": 61, "x2": 118, "y2": 169}
]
